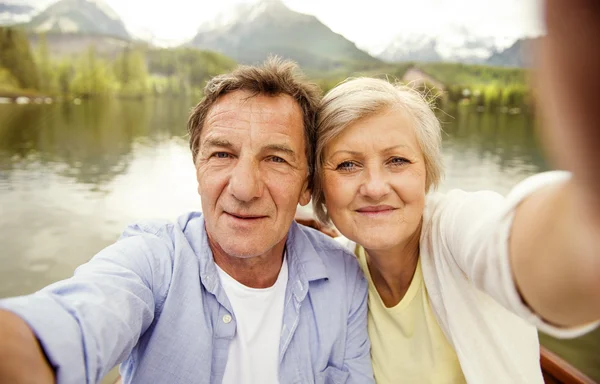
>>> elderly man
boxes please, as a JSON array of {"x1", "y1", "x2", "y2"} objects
[{"x1": 0, "y1": 58, "x2": 373, "y2": 384}]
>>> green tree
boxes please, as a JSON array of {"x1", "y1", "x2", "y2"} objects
[
  {"x1": 0, "y1": 67, "x2": 20, "y2": 91},
  {"x1": 56, "y1": 60, "x2": 74, "y2": 95},
  {"x1": 146, "y1": 47, "x2": 236, "y2": 95},
  {"x1": 71, "y1": 47, "x2": 115, "y2": 96},
  {"x1": 114, "y1": 47, "x2": 149, "y2": 97},
  {"x1": 501, "y1": 84, "x2": 528, "y2": 108},
  {"x1": 483, "y1": 85, "x2": 502, "y2": 111},
  {"x1": 35, "y1": 33, "x2": 57, "y2": 93},
  {"x1": 0, "y1": 27, "x2": 40, "y2": 90}
]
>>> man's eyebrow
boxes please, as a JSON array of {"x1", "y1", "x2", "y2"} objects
[
  {"x1": 203, "y1": 138, "x2": 234, "y2": 149},
  {"x1": 263, "y1": 144, "x2": 297, "y2": 159}
]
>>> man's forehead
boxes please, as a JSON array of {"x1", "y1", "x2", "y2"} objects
[
  {"x1": 206, "y1": 108, "x2": 290, "y2": 125},
  {"x1": 206, "y1": 91, "x2": 302, "y2": 123},
  {"x1": 202, "y1": 93, "x2": 304, "y2": 140}
]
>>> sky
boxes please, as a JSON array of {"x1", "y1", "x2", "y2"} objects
[{"x1": 30, "y1": 0, "x2": 545, "y2": 53}]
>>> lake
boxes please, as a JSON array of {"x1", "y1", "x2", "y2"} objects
[{"x1": 0, "y1": 98, "x2": 598, "y2": 382}]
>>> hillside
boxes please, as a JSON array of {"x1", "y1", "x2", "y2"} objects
[
  {"x1": 189, "y1": 0, "x2": 381, "y2": 71},
  {"x1": 487, "y1": 37, "x2": 538, "y2": 68}
]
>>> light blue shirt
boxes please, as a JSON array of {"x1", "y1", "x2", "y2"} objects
[{"x1": 0, "y1": 212, "x2": 373, "y2": 384}]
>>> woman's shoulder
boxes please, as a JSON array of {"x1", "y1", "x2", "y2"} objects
[
  {"x1": 424, "y1": 171, "x2": 571, "y2": 226},
  {"x1": 423, "y1": 189, "x2": 504, "y2": 225},
  {"x1": 426, "y1": 188, "x2": 503, "y2": 207}
]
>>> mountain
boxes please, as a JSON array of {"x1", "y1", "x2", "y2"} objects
[
  {"x1": 486, "y1": 37, "x2": 538, "y2": 68},
  {"x1": 26, "y1": 0, "x2": 130, "y2": 40},
  {"x1": 27, "y1": 32, "x2": 133, "y2": 58},
  {"x1": 378, "y1": 34, "x2": 442, "y2": 63},
  {"x1": 442, "y1": 35, "x2": 498, "y2": 64},
  {"x1": 189, "y1": 0, "x2": 381, "y2": 71},
  {"x1": 378, "y1": 27, "x2": 501, "y2": 64}
]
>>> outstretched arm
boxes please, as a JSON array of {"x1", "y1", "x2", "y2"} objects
[
  {"x1": 0, "y1": 223, "x2": 173, "y2": 383},
  {"x1": 0, "y1": 310, "x2": 55, "y2": 384},
  {"x1": 510, "y1": 0, "x2": 600, "y2": 327}
]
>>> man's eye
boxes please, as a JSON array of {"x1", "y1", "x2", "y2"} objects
[
  {"x1": 269, "y1": 156, "x2": 286, "y2": 163},
  {"x1": 213, "y1": 152, "x2": 231, "y2": 159},
  {"x1": 336, "y1": 161, "x2": 357, "y2": 171}
]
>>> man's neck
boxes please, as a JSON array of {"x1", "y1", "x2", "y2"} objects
[{"x1": 209, "y1": 236, "x2": 287, "y2": 289}]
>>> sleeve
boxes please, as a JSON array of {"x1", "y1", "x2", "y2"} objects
[
  {"x1": 342, "y1": 256, "x2": 375, "y2": 383},
  {"x1": 442, "y1": 171, "x2": 599, "y2": 339},
  {"x1": 0, "y1": 222, "x2": 174, "y2": 384}
]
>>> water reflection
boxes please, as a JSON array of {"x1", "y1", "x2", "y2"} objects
[
  {"x1": 0, "y1": 99, "x2": 189, "y2": 187},
  {"x1": 0, "y1": 99, "x2": 200, "y2": 298},
  {"x1": 440, "y1": 106, "x2": 548, "y2": 194},
  {"x1": 0, "y1": 100, "x2": 597, "y2": 381}
]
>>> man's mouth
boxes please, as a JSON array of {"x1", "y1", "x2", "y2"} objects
[{"x1": 225, "y1": 212, "x2": 267, "y2": 220}]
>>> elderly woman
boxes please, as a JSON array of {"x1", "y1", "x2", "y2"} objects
[{"x1": 311, "y1": 2, "x2": 600, "y2": 382}]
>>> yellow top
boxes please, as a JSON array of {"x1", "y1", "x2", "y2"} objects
[{"x1": 356, "y1": 245, "x2": 466, "y2": 384}]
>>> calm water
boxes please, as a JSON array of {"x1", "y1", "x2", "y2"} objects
[{"x1": 0, "y1": 99, "x2": 598, "y2": 381}]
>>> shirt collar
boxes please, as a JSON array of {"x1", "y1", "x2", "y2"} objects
[{"x1": 180, "y1": 212, "x2": 329, "y2": 297}]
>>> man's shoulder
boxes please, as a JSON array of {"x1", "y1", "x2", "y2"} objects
[
  {"x1": 293, "y1": 223, "x2": 359, "y2": 268},
  {"x1": 120, "y1": 218, "x2": 175, "y2": 238},
  {"x1": 117, "y1": 212, "x2": 204, "y2": 249},
  {"x1": 291, "y1": 223, "x2": 367, "y2": 304},
  {"x1": 120, "y1": 212, "x2": 199, "y2": 234}
]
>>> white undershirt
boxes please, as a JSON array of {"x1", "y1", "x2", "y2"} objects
[{"x1": 216, "y1": 255, "x2": 288, "y2": 384}]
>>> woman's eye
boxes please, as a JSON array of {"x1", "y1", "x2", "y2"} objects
[
  {"x1": 212, "y1": 152, "x2": 231, "y2": 159},
  {"x1": 336, "y1": 161, "x2": 357, "y2": 171},
  {"x1": 389, "y1": 157, "x2": 409, "y2": 166}
]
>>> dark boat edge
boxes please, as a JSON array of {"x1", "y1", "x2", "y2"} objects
[{"x1": 541, "y1": 346, "x2": 596, "y2": 384}]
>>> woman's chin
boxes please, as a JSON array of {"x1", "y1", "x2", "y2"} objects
[{"x1": 348, "y1": 233, "x2": 403, "y2": 253}]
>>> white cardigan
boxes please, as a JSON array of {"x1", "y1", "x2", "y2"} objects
[{"x1": 337, "y1": 172, "x2": 598, "y2": 383}]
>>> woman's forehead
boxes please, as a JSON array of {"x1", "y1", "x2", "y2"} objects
[{"x1": 325, "y1": 109, "x2": 421, "y2": 154}]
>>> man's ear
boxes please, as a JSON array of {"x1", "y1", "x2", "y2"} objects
[
  {"x1": 195, "y1": 158, "x2": 203, "y2": 195},
  {"x1": 299, "y1": 178, "x2": 311, "y2": 206}
]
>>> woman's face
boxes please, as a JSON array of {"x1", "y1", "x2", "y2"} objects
[{"x1": 322, "y1": 108, "x2": 427, "y2": 252}]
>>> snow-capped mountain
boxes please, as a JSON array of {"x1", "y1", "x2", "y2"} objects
[
  {"x1": 378, "y1": 26, "x2": 510, "y2": 64},
  {"x1": 378, "y1": 34, "x2": 442, "y2": 63},
  {"x1": 26, "y1": 0, "x2": 130, "y2": 39},
  {"x1": 190, "y1": 0, "x2": 380, "y2": 70}
]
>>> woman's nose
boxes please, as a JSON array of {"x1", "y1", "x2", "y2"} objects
[{"x1": 359, "y1": 167, "x2": 391, "y2": 200}]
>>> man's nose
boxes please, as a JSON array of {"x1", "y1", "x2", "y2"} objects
[{"x1": 228, "y1": 157, "x2": 263, "y2": 202}]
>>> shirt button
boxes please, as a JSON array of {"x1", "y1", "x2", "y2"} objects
[{"x1": 222, "y1": 314, "x2": 232, "y2": 324}]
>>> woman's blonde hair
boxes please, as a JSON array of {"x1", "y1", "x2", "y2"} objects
[{"x1": 312, "y1": 77, "x2": 444, "y2": 224}]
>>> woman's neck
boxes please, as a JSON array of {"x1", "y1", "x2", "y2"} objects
[{"x1": 365, "y1": 223, "x2": 422, "y2": 308}]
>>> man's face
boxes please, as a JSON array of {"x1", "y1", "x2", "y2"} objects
[{"x1": 196, "y1": 90, "x2": 311, "y2": 259}]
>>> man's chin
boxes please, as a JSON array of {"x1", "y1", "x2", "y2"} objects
[
  {"x1": 207, "y1": 224, "x2": 288, "y2": 260},
  {"x1": 218, "y1": 243, "x2": 273, "y2": 259}
]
